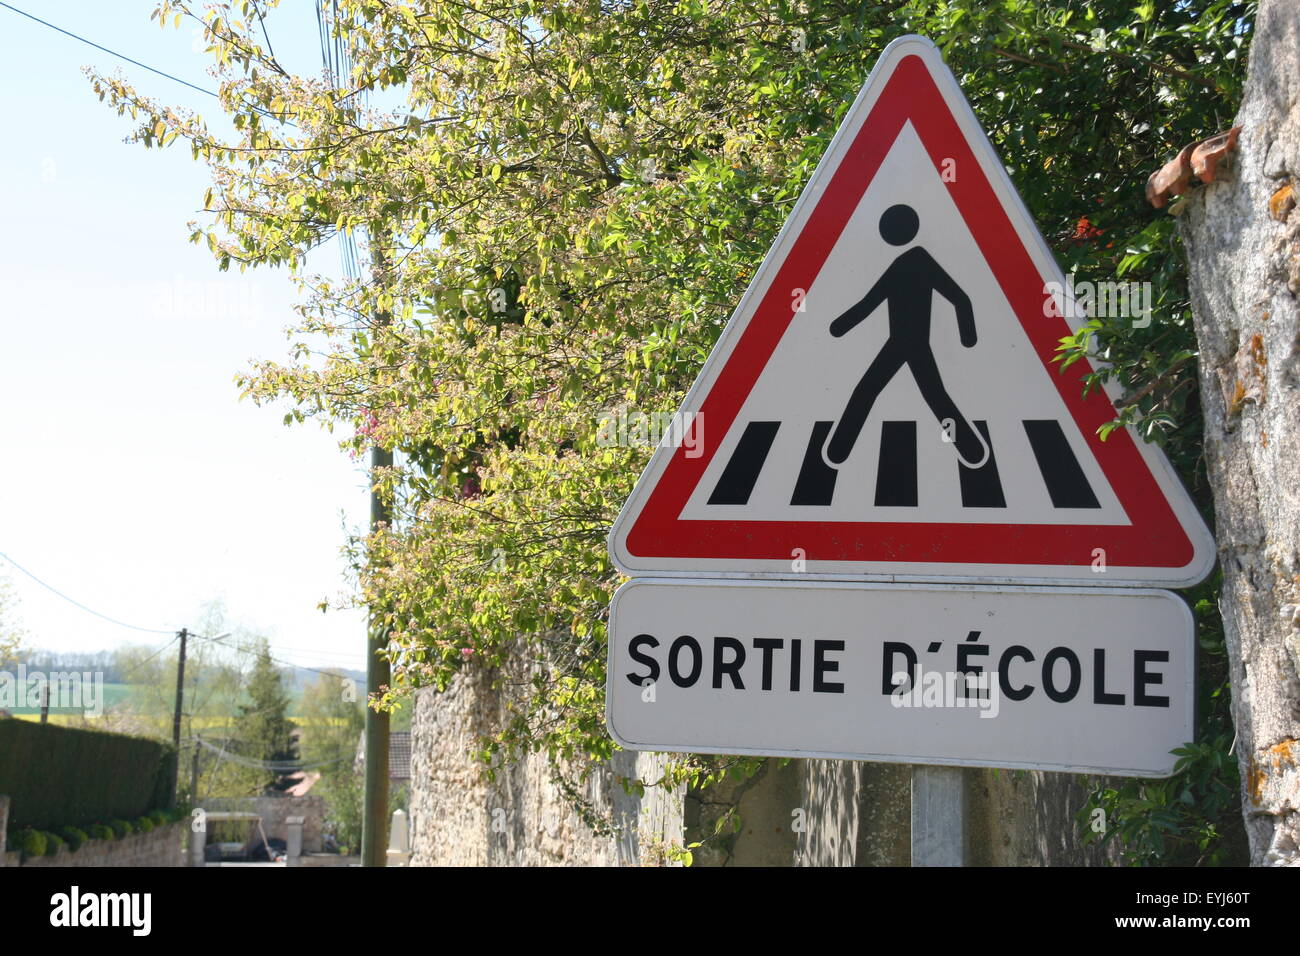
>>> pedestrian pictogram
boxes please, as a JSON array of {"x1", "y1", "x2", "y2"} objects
[
  {"x1": 824, "y1": 202, "x2": 985, "y2": 471},
  {"x1": 607, "y1": 35, "x2": 1214, "y2": 586}
]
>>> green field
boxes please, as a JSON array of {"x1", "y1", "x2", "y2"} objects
[
  {"x1": 6, "y1": 681, "x2": 133, "y2": 715},
  {"x1": 6, "y1": 679, "x2": 411, "y2": 731}
]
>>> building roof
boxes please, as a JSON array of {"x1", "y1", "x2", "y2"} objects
[
  {"x1": 354, "y1": 730, "x2": 411, "y2": 781},
  {"x1": 389, "y1": 731, "x2": 411, "y2": 780}
]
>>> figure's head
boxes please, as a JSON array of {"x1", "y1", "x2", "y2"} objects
[{"x1": 879, "y1": 204, "x2": 919, "y2": 245}]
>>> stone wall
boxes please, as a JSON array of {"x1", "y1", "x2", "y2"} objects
[
  {"x1": 201, "y1": 796, "x2": 325, "y2": 852},
  {"x1": 686, "y1": 760, "x2": 1121, "y2": 866},
  {"x1": 408, "y1": 653, "x2": 1122, "y2": 867},
  {"x1": 3, "y1": 821, "x2": 186, "y2": 867},
  {"x1": 408, "y1": 656, "x2": 683, "y2": 866},
  {"x1": 299, "y1": 852, "x2": 360, "y2": 867}
]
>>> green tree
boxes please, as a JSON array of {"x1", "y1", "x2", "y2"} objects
[
  {"x1": 110, "y1": 602, "x2": 274, "y2": 799},
  {"x1": 297, "y1": 670, "x2": 366, "y2": 849},
  {"x1": 236, "y1": 639, "x2": 297, "y2": 790},
  {"x1": 93, "y1": 0, "x2": 1255, "y2": 861},
  {"x1": 298, "y1": 669, "x2": 364, "y2": 767}
]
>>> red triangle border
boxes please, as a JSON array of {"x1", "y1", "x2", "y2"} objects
[{"x1": 624, "y1": 53, "x2": 1195, "y2": 571}]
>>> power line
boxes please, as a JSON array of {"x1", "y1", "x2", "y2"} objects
[
  {"x1": 0, "y1": 1, "x2": 219, "y2": 100},
  {"x1": 1, "y1": 551, "x2": 364, "y2": 682},
  {"x1": 197, "y1": 631, "x2": 362, "y2": 681},
  {"x1": 228, "y1": 637, "x2": 364, "y2": 661},
  {"x1": 117, "y1": 634, "x2": 182, "y2": 679},
  {"x1": 0, "y1": 551, "x2": 176, "y2": 635},
  {"x1": 316, "y1": 0, "x2": 365, "y2": 280},
  {"x1": 0, "y1": 549, "x2": 363, "y2": 676},
  {"x1": 195, "y1": 735, "x2": 351, "y2": 772},
  {"x1": 4, "y1": 0, "x2": 374, "y2": 290}
]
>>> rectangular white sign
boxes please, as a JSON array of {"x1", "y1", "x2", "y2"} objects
[{"x1": 606, "y1": 579, "x2": 1194, "y2": 777}]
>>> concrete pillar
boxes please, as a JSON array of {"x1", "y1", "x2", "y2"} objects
[
  {"x1": 285, "y1": 816, "x2": 305, "y2": 867},
  {"x1": 386, "y1": 809, "x2": 410, "y2": 866}
]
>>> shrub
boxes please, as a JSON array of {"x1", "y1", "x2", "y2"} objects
[
  {"x1": 134, "y1": 816, "x2": 154, "y2": 834},
  {"x1": 42, "y1": 831, "x2": 64, "y2": 856},
  {"x1": 107, "y1": 819, "x2": 132, "y2": 839},
  {"x1": 88, "y1": 823, "x2": 114, "y2": 841},
  {"x1": 0, "y1": 720, "x2": 176, "y2": 831},
  {"x1": 148, "y1": 809, "x2": 169, "y2": 828},
  {"x1": 58, "y1": 826, "x2": 88, "y2": 852},
  {"x1": 18, "y1": 829, "x2": 47, "y2": 860}
]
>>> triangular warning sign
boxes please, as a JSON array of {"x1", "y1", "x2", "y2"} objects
[{"x1": 608, "y1": 36, "x2": 1214, "y2": 587}]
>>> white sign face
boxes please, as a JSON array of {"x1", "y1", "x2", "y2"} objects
[
  {"x1": 606, "y1": 579, "x2": 1194, "y2": 777},
  {"x1": 607, "y1": 35, "x2": 1214, "y2": 587}
]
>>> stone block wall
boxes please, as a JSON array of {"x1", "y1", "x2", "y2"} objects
[
  {"x1": 408, "y1": 655, "x2": 683, "y2": 866},
  {"x1": 407, "y1": 648, "x2": 1123, "y2": 867},
  {"x1": 5, "y1": 821, "x2": 186, "y2": 867},
  {"x1": 299, "y1": 852, "x2": 359, "y2": 867},
  {"x1": 201, "y1": 795, "x2": 325, "y2": 852},
  {"x1": 685, "y1": 759, "x2": 1121, "y2": 866}
]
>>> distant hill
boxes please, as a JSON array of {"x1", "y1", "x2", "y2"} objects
[
  {"x1": 283, "y1": 664, "x2": 366, "y2": 695},
  {"x1": 11, "y1": 649, "x2": 365, "y2": 714}
]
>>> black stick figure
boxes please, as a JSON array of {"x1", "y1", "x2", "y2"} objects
[{"x1": 824, "y1": 203, "x2": 989, "y2": 469}]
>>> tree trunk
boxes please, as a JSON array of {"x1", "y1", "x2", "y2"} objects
[{"x1": 1179, "y1": 0, "x2": 1300, "y2": 866}]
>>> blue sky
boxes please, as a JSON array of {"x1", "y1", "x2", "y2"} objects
[{"x1": 0, "y1": 1, "x2": 371, "y2": 670}]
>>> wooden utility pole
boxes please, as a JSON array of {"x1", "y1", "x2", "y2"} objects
[
  {"x1": 190, "y1": 738, "x2": 202, "y2": 804},
  {"x1": 171, "y1": 627, "x2": 188, "y2": 798},
  {"x1": 361, "y1": 233, "x2": 392, "y2": 868}
]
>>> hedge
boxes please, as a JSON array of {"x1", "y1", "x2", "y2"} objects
[
  {"x1": 17, "y1": 828, "x2": 45, "y2": 860},
  {"x1": 0, "y1": 719, "x2": 176, "y2": 832},
  {"x1": 58, "y1": 826, "x2": 88, "y2": 852}
]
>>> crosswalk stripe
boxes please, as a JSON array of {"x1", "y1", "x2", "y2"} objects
[
  {"x1": 707, "y1": 421, "x2": 781, "y2": 505},
  {"x1": 708, "y1": 417, "x2": 1097, "y2": 511},
  {"x1": 791, "y1": 421, "x2": 839, "y2": 506},
  {"x1": 874, "y1": 420, "x2": 918, "y2": 507},
  {"x1": 1022, "y1": 420, "x2": 1101, "y2": 509},
  {"x1": 958, "y1": 420, "x2": 1006, "y2": 508}
]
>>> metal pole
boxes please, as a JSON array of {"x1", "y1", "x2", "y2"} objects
[{"x1": 910, "y1": 765, "x2": 967, "y2": 866}]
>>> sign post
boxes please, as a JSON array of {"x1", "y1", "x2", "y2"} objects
[
  {"x1": 604, "y1": 35, "x2": 1214, "y2": 865},
  {"x1": 912, "y1": 766, "x2": 966, "y2": 867}
]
